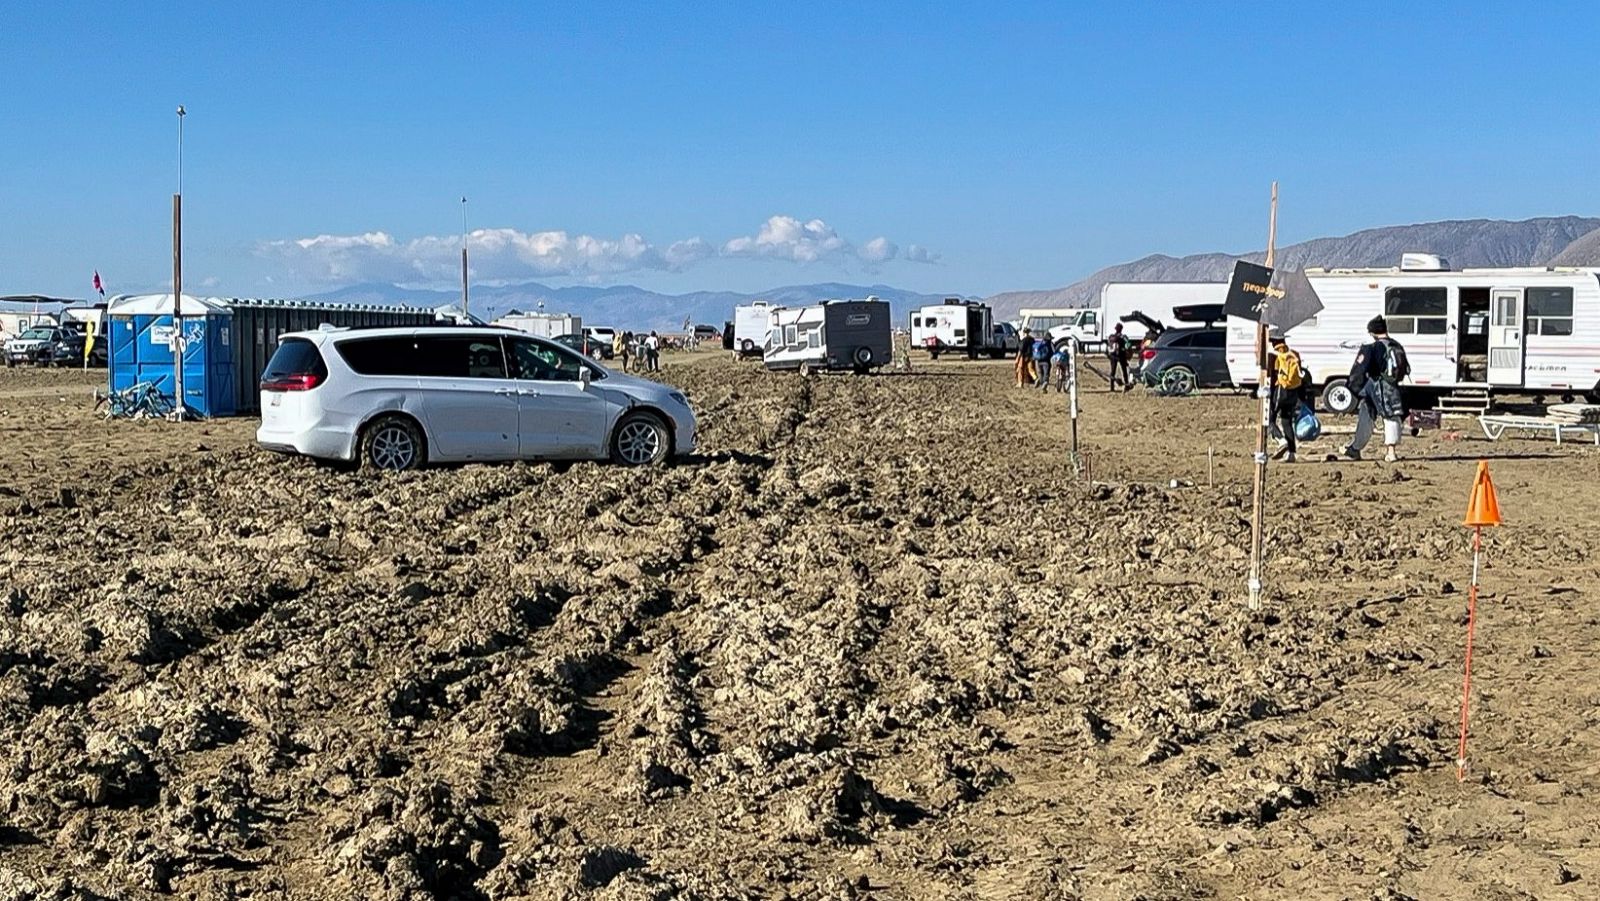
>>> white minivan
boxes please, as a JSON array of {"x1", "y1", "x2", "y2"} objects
[{"x1": 255, "y1": 326, "x2": 697, "y2": 470}]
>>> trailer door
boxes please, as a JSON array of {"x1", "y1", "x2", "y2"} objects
[{"x1": 1487, "y1": 288, "x2": 1525, "y2": 386}]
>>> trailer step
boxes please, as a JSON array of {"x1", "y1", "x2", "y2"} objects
[{"x1": 1436, "y1": 388, "x2": 1492, "y2": 415}]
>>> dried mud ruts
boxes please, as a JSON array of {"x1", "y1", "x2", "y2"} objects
[{"x1": 0, "y1": 358, "x2": 1581, "y2": 900}]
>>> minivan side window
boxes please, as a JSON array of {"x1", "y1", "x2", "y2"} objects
[
  {"x1": 337, "y1": 336, "x2": 418, "y2": 375},
  {"x1": 413, "y1": 336, "x2": 508, "y2": 378},
  {"x1": 507, "y1": 337, "x2": 587, "y2": 381}
]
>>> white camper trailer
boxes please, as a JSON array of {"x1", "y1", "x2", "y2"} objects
[
  {"x1": 730, "y1": 301, "x2": 773, "y2": 358},
  {"x1": 1027, "y1": 283, "x2": 1229, "y2": 350},
  {"x1": 909, "y1": 300, "x2": 1006, "y2": 358},
  {"x1": 763, "y1": 299, "x2": 893, "y2": 376},
  {"x1": 1226, "y1": 258, "x2": 1600, "y2": 411}
]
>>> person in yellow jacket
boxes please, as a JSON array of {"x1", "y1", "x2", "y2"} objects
[
  {"x1": 1014, "y1": 329, "x2": 1035, "y2": 388},
  {"x1": 1269, "y1": 332, "x2": 1304, "y2": 462}
]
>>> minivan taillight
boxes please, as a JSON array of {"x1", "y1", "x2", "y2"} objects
[{"x1": 262, "y1": 373, "x2": 325, "y2": 392}]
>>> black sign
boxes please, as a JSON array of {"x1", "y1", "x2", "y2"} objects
[
  {"x1": 1221, "y1": 261, "x2": 1326, "y2": 332},
  {"x1": 1222, "y1": 260, "x2": 1279, "y2": 322}
]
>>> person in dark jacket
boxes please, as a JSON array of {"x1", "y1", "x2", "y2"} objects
[
  {"x1": 1106, "y1": 323, "x2": 1131, "y2": 391},
  {"x1": 1339, "y1": 316, "x2": 1408, "y2": 462}
]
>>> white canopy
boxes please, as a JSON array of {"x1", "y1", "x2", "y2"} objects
[{"x1": 107, "y1": 294, "x2": 233, "y2": 317}]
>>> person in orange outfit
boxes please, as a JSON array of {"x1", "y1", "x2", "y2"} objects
[{"x1": 1014, "y1": 329, "x2": 1035, "y2": 387}]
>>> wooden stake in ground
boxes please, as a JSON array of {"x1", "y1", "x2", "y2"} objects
[
  {"x1": 1247, "y1": 182, "x2": 1279, "y2": 611},
  {"x1": 1457, "y1": 460, "x2": 1503, "y2": 780},
  {"x1": 1068, "y1": 338, "x2": 1080, "y2": 474}
]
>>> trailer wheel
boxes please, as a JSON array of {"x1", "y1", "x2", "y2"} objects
[
  {"x1": 1320, "y1": 379, "x2": 1357, "y2": 415},
  {"x1": 852, "y1": 346, "x2": 873, "y2": 368},
  {"x1": 740, "y1": 338, "x2": 755, "y2": 354}
]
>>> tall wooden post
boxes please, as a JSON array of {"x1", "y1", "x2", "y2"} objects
[
  {"x1": 460, "y1": 196, "x2": 469, "y2": 319},
  {"x1": 1247, "y1": 182, "x2": 1279, "y2": 610}
]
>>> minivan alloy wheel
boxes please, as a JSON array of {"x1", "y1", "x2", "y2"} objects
[
  {"x1": 615, "y1": 419, "x2": 664, "y2": 465},
  {"x1": 370, "y1": 422, "x2": 419, "y2": 470}
]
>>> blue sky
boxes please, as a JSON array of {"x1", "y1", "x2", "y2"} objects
[{"x1": 5, "y1": 1, "x2": 1599, "y2": 299}]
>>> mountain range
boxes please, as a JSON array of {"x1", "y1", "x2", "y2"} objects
[{"x1": 307, "y1": 216, "x2": 1600, "y2": 329}]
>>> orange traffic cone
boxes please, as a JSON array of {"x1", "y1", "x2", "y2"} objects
[{"x1": 1463, "y1": 460, "x2": 1503, "y2": 528}]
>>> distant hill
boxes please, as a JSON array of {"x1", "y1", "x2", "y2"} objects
[
  {"x1": 308, "y1": 281, "x2": 964, "y2": 331},
  {"x1": 986, "y1": 216, "x2": 1600, "y2": 319},
  {"x1": 1548, "y1": 226, "x2": 1600, "y2": 266}
]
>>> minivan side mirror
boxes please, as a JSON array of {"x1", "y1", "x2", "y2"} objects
[{"x1": 579, "y1": 367, "x2": 592, "y2": 390}]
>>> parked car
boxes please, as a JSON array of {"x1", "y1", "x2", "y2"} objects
[
  {"x1": 255, "y1": 326, "x2": 697, "y2": 470},
  {"x1": 4, "y1": 325, "x2": 99, "y2": 367},
  {"x1": 1139, "y1": 326, "x2": 1231, "y2": 395},
  {"x1": 692, "y1": 324, "x2": 721, "y2": 342},
  {"x1": 553, "y1": 332, "x2": 609, "y2": 359}
]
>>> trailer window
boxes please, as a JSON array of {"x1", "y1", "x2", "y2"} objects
[
  {"x1": 1384, "y1": 288, "x2": 1447, "y2": 335},
  {"x1": 806, "y1": 328, "x2": 821, "y2": 349},
  {"x1": 784, "y1": 325, "x2": 798, "y2": 346},
  {"x1": 1527, "y1": 287, "x2": 1574, "y2": 336}
]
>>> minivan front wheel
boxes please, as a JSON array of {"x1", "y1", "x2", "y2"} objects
[
  {"x1": 611, "y1": 412, "x2": 670, "y2": 466},
  {"x1": 361, "y1": 416, "x2": 425, "y2": 471}
]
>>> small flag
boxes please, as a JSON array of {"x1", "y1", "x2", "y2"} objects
[
  {"x1": 682, "y1": 316, "x2": 691, "y2": 331},
  {"x1": 93, "y1": 271, "x2": 104, "y2": 297}
]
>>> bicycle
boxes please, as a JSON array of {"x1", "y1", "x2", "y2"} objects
[{"x1": 95, "y1": 381, "x2": 176, "y2": 420}]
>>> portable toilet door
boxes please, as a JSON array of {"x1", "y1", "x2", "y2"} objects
[{"x1": 107, "y1": 294, "x2": 237, "y2": 417}]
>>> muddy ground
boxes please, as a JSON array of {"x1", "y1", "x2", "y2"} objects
[{"x1": 0, "y1": 355, "x2": 1597, "y2": 900}]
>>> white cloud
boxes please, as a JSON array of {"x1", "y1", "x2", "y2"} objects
[{"x1": 259, "y1": 216, "x2": 935, "y2": 285}]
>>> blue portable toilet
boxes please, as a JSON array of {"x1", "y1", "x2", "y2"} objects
[{"x1": 107, "y1": 294, "x2": 237, "y2": 417}]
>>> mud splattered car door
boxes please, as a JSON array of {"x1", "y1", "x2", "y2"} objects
[
  {"x1": 506, "y1": 337, "x2": 611, "y2": 459},
  {"x1": 413, "y1": 335, "x2": 520, "y2": 461}
]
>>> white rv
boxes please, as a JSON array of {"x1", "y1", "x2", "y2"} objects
[
  {"x1": 1225, "y1": 255, "x2": 1600, "y2": 410},
  {"x1": 763, "y1": 299, "x2": 893, "y2": 376},
  {"x1": 1028, "y1": 283, "x2": 1229, "y2": 349},
  {"x1": 909, "y1": 300, "x2": 1007, "y2": 358},
  {"x1": 730, "y1": 301, "x2": 773, "y2": 358}
]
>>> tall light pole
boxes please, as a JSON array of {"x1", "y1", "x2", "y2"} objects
[
  {"x1": 460, "y1": 196, "x2": 469, "y2": 319},
  {"x1": 172, "y1": 105, "x2": 187, "y2": 419}
]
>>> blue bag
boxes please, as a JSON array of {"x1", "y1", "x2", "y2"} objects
[{"x1": 1294, "y1": 402, "x2": 1322, "y2": 441}]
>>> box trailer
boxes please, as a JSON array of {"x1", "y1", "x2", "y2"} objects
[
  {"x1": 909, "y1": 300, "x2": 1012, "y2": 358},
  {"x1": 1225, "y1": 257, "x2": 1600, "y2": 411},
  {"x1": 495, "y1": 312, "x2": 581, "y2": 339},
  {"x1": 1030, "y1": 283, "x2": 1229, "y2": 350},
  {"x1": 763, "y1": 299, "x2": 893, "y2": 376}
]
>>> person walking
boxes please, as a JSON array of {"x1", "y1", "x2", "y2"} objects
[
  {"x1": 1268, "y1": 331, "x2": 1305, "y2": 463},
  {"x1": 1338, "y1": 316, "x2": 1410, "y2": 462},
  {"x1": 612, "y1": 332, "x2": 626, "y2": 370},
  {"x1": 1014, "y1": 329, "x2": 1035, "y2": 388},
  {"x1": 1052, "y1": 344, "x2": 1070, "y2": 393},
  {"x1": 1106, "y1": 323, "x2": 1131, "y2": 391},
  {"x1": 1032, "y1": 334, "x2": 1053, "y2": 389},
  {"x1": 620, "y1": 331, "x2": 635, "y2": 372},
  {"x1": 646, "y1": 330, "x2": 661, "y2": 372}
]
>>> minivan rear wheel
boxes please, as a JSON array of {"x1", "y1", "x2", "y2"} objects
[
  {"x1": 361, "y1": 415, "x2": 425, "y2": 471},
  {"x1": 611, "y1": 412, "x2": 670, "y2": 466}
]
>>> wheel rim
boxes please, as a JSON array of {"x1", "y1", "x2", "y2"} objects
[
  {"x1": 1327, "y1": 385, "x2": 1352, "y2": 412},
  {"x1": 371, "y1": 424, "x2": 417, "y2": 470},
  {"x1": 1164, "y1": 369, "x2": 1195, "y2": 395},
  {"x1": 617, "y1": 420, "x2": 663, "y2": 464}
]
